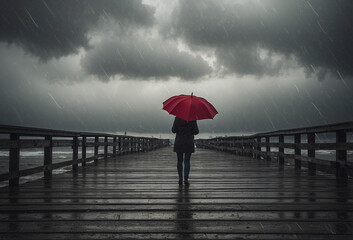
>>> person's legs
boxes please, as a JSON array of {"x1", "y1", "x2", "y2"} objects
[
  {"x1": 176, "y1": 152, "x2": 183, "y2": 184},
  {"x1": 184, "y1": 153, "x2": 191, "y2": 183}
]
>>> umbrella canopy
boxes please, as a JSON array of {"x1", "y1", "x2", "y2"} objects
[{"x1": 163, "y1": 93, "x2": 218, "y2": 121}]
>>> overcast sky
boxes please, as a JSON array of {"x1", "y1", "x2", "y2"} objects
[{"x1": 0, "y1": 0, "x2": 352, "y2": 138}]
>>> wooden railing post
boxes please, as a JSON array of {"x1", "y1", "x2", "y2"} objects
[
  {"x1": 72, "y1": 136, "x2": 79, "y2": 171},
  {"x1": 44, "y1": 136, "x2": 53, "y2": 178},
  {"x1": 130, "y1": 137, "x2": 133, "y2": 153},
  {"x1": 131, "y1": 137, "x2": 134, "y2": 152},
  {"x1": 94, "y1": 136, "x2": 99, "y2": 162},
  {"x1": 124, "y1": 137, "x2": 128, "y2": 153},
  {"x1": 126, "y1": 137, "x2": 129, "y2": 153},
  {"x1": 294, "y1": 134, "x2": 301, "y2": 169},
  {"x1": 336, "y1": 130, "x2": 347, "y2": 181},
  {"x1": 256, "y1": 137, "x2": 261, "y2": 159},
  {"x1": 104, "y1": 136, "x2": 108, "y2": 159},
  {"x1": 9, "y1": 134, "x2": 20, "y2": 188},
  {"x1": 135, "y1": 137, "x2": 140, "y2": 152},
  {"x1": 113, "y1": 137, "x2": 117, "y2": 157},
  {"x1": 135, "y1": 137, "x2": 137, "y2": 152},
  {"x1": 245, "y1": 139, "x2": 249, "y2": 156},
  {"x1": 131, "y1": 137, "x2": 135, "y2": 153},
  {"x1": 278, "y1": 135, "x2": 284, "y2": 165},
  {"x1": 118, "y1": 137, "x2": 122, "y2": 155},
  {"x1": 128, "y1": 137, "x2": 131, "y2": 153},
  {"x1": 307, "y1": 133, "x2": 316, "y2": 175},
  {"x1": 121, "y1": 137, "x2": 125, "y2": 154},
  {"x1": 266, "y1": 136, "x2": 271, "y2": 161},
  {"x1": 248, "y1": 138, "x2": 253, "y2": 157},
  {"x1": 82, "y1": 136, "x2": 86, "y2": 167}
]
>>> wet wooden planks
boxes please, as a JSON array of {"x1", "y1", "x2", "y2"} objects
[{"x1": 0, "y1": 147, "x2": 353, "y2": 240}]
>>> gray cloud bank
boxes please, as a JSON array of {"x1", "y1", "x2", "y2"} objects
[
  {"x1": 164, "y1": 0, "x2": 353, "y2": 79},
  {"x1": 0, "y1": 40, "x2": 352, "y2": 135},
  {"x1": 1, "y1": 0, "x2": 352, "y2": 81},
  {"x1": 81, "y1": 36, "x2": 211, "y2": 80},
  {"x1": 0, "y1": 0, "x2": 154, "y2": 60}
]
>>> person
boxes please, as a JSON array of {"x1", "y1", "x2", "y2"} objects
[{"x1": 172, "y1": 117, "x2": 199, "y2": 186}]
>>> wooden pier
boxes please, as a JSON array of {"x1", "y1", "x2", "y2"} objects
[{"x1": 0, "y1": 123, "x2": 353, "y2": 239}]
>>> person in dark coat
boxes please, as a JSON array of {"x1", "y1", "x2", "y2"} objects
[{"x1": 172, "y1": 117, "x2": 199, "y2": 186}]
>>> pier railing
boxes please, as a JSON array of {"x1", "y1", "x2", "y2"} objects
[
  {"x1": 0, "y1": 125, "x2": 170, "y2": 188},
  {"x1": 195, "y1": 121, "x2": 353, "y2": 180}
]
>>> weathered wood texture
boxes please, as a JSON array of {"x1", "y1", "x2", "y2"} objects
[{"x1": 0, "y1": 147, "x2": 352, "y2": 239}]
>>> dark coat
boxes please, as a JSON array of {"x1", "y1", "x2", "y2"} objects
[{"x1": 172, "y1": 117, "x2": 199, "y2": 153}]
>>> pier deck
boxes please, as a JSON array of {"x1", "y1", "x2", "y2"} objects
[{"x1": 1, "y1": 147, "x2": 353, "y2": 239}]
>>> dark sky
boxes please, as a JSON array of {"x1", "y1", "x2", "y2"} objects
[{"x1": 0, "y1": 0, "x2": 352, "y2": 138}]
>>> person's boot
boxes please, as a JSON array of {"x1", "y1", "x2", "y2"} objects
[
  {"x1": 178, "y1": 179, "x2": 183, "y2": 185},
  {"x1": 184, "y1": 178, "x2": 190, "y2": 186}
]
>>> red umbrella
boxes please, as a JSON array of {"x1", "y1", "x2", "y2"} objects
[{"x1": 163, "y1": 93, "x2": 218, "y2": 121}]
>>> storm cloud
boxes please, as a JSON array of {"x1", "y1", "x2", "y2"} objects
[
  {"x1": 81, "y1": 36, "x2": 212, "y2": 80},
  {"x1": 0, "y1": 0, "x2": 154, "y2": 60},
  {"x1": 164, "y1": 0, "x2": 353, "y2": 79},
  {"x1": 1, "y1": 0, "x2": 351, "y2": 81}
]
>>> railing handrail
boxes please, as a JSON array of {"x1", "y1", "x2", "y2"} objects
[
  {"x1": 0, "y1": 124, "x2": 81, "y2": 137},
  {"x1": 0, "y1": 124, "x2": 161, "y2": 139},
  {"x1": 206, "y1": 121, "x2": 353, "y2": 140}
]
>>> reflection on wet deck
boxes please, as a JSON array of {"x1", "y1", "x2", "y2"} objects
[{"x1": 0, "y1": 147, "x2": 352, "y2": 239}]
